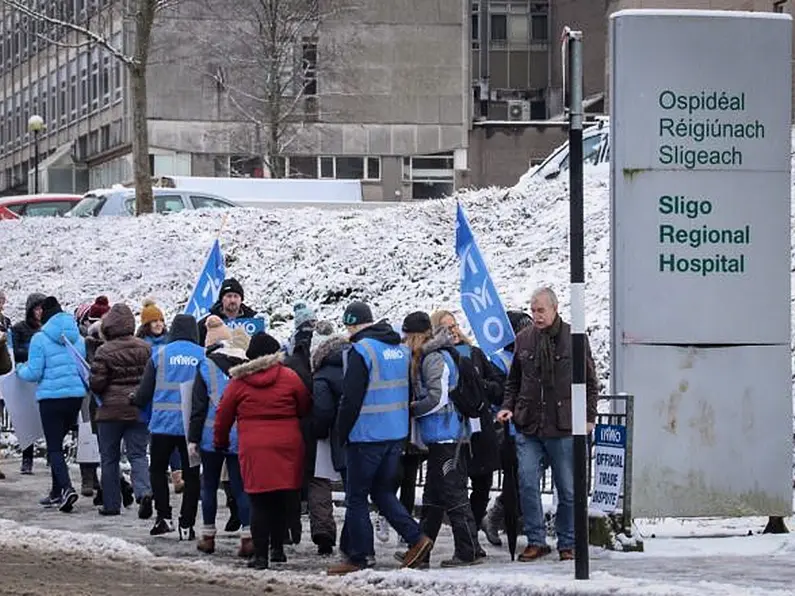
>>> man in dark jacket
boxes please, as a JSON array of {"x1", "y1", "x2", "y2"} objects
[
  {"x1": 497, "y1": 287, "x2": 598, "y2": 563},
  {"x1": 10, "y1": 292, "x2": 45, "y2": 475},
  {"x1": 89, "y1": 304, "x2": 152, "y2": 517},
  {"x1": 197, "y1": 278, "x2": 258, "y2": 346},
  {"x1": 329, "y1": 301, "x2": 432, "y2": 576}
]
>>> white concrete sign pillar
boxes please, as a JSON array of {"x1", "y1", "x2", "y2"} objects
[{"x1": 610, "y1": 9, "x2": 793, "y2": 517}]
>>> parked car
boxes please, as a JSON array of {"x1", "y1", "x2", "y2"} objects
[
  {"x1": 66, "y1": 187, "x2": 239, "y2": 217},
  {"x1": 0, "y1": 194, "x2": 83, "y2": 220},
  {"x1": 529, "y1": 120, "x2": 610, "y2": 180}
]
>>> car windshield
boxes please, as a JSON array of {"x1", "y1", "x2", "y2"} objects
[{"x1": 68, "y1": 195, "x2": 106, "y2": 217}]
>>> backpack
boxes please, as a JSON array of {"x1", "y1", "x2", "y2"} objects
[{"x1": 441, "y1": 346, "x2": 489, "y2": 419}]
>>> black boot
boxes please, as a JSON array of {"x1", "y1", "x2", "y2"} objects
[
  {"x1": 247, "y1": 555, "x2": 268, "y2": 570},
  {"x1": 270, "y1": 546, "x2": 287, "y2": 563},
  {"x1": 222, "y1": 481, "x2": 241, "y2": 532}
]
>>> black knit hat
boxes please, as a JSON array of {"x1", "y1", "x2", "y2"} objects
[
  {"x1": 219, "y1": 278, "x2": 244, "y2": 302},
  {"x1": 246, "y1": 332, "x2": 281, "y2": 359},
  {"x1": 342, "y1": 301, "x2": 373, "y2": 326},
  {"x1": 402, "y1": 311, "x2": 432, "y2": 334},
  {"x1": 40, "y1": 296, "x2": 63, "y2": 325},
  {"x1": 507, "y1": 310, "x2": 533, "y2": 334}
]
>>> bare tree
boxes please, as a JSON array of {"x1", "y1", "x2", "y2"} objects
[
  {"x1": 1, "y1": 0, "x2": 177, "y2": 214},
  {"x1": 198, "y1": 0, "x2": 360, "y2": 178}
]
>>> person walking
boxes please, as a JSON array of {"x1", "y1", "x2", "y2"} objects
[
  {"x1": 16, "y1": 296, "x2": 86, "y2": 512},
  {"x1": 189, "y1": 316, "x2": 252, "y2": 558},
  {"x1": 88, "y1": 303, "x2": 153, "y2": 517},
  {"x1": 133, "y1": 314, "x2": 203, "y2": 539},
  {"x1": 214, "y1": 332, "x2": 311, "y2": 570}
]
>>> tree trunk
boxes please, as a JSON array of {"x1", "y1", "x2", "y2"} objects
[
  {"x1": 131, "y1": 64, "x2": 153, "y2": 214},
  {"x1": 763, "y1": 516, "x2": 789, "y2": 534}
]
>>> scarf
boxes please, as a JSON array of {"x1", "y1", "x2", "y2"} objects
[{"x1": 536, "y1": 315, "x2": 562, "y2": 386}]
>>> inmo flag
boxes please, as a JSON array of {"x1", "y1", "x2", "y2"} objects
[
  {"x1": 184, "y1": 239, "x2": 225, "y2": 319},
  {"x1": 455, "y1": 203, "x2": 514, "y2": 356}
]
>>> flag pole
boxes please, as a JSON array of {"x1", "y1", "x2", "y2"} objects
[{"x1": 216, "y1": 212, "x2": 229, "y2": 240}]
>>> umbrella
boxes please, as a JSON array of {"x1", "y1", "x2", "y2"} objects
[{"x1": 500, "y1": 422, "x2": 520, "y2": 561}]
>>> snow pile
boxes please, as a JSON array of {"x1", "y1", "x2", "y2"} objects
[
  {"x1": 0, "y1": 518, "x2": 153, "y2": 561},
  {"x1": 0, "y1": 173, "x2": 612, "y2": 382}
]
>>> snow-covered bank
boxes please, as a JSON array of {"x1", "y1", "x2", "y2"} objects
[{"x1": 0, "y1": 174, "x2": 612, "y2": 382}]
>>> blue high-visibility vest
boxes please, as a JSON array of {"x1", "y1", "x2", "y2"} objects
[
  {"x1": 348, "y1": 338, "x2": 410, "y2": 443},
  {"x1": 149, "y1": 340, "x2": 205, "y2": 436},
  {"x1": 199, "y1": 359, "x2": 237, "y2": 453},
  {"x1": 417, "y1": 350, "x2": 468, "y2": 444}
]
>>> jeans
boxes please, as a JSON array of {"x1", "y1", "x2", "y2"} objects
[
  {"x1": 514, "y1": 433, "x2": 574, "y2": 550},
  {"x1": 97, "y1": 421, "x2": 151, "y2": 511},
  {"x1": 39, "y1": 397, "x2": 82, "y2": 497},
  {"x1": 421, "y1": 443, "x2": 481, "y2": 562},
  {"x1": 249, "y1": 490, "x2": 289, "y2": 559},
  {"x1": 344, "y1": 441, "x2": 422, "y2": 567},
  {"x1": 200, "y1": 450, "x2": 249, "y2": 532},
  {"x1": 149, "y1": 433, "x2": 200, "y2": 526}
]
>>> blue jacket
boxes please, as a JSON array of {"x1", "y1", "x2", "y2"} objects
[
  {"x1": 17, "y1": 312, "x2": 87, "y2": 400},
  {"x1": 143, "y1": 333, "x2": 168, "y2": 356}
]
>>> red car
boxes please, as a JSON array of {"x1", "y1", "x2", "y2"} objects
[{"x1": 0, "y1": 194, "x2": 83, "y2": 220}]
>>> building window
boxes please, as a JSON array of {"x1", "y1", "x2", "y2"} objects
[
  {"x1": 286, "y1": 156, "x2": 381, "y2": 180},
  {"x1": 319, "y1": 156, "x2": 334, "y2": 178},
  {"x1": 288, "y1": 156, "x2": 317, "y2": 178},
  {"x1": 531, "y1": 14, "x2": 547, "y2": 41},
  {"x1": 101, "y1": 55, "x2": 110, "y2": 105},
  {"x1": 79, "y1": 52, "x2": 89, "y2": 115},
  {"x1": 335, "y1": 156, "x2": 364, "y2": 179},
  {"x1": 403, "y1": 153, "x2": 455, "y2": 200},
  {"x1": 90, "y1": 51, "x2": 99, "y2": 111},
  {"x1": 100, "y1": 124, "x2": 110, "y2": 151},
  {"x1": 302, "y1": 38, "x2": 317, "y2": 96},
  {"x1": 490, "y1": 14, "x2": 507, "y2": 41},
  {"x1": 366, "y1": 157, "x2": 380, "y2": 180},
  {"x1": 471, "y1": 2, "x2": 479, "y2": 49},
  {"x1": 68, "y1": 59, "x2": 77, "y2": 120}
]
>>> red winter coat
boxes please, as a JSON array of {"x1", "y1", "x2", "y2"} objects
[{"x1": 214, "y1": 353, "x2": 311, "y2": 494}]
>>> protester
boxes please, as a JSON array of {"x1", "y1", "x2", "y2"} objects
[
  {"x1": 189, "y1": 316, "x2": 252, "y2": 558},
  {"x1": 214, "y1": 332, "x2": 311, "y2": 570},
  {"x1": 16, "y1": 296, "x2": 86, "y2": 513},
  {"x1": 0, "y1": 291, "x2": 11, "y2": 480},
  {"x1": 497, "y1": 287, "x2": 599, "y2": 562},
  {"x1": 197, "y1": 278, "x2": 257, "y2": 346},
  {"x1": 136, "y1": 299, "x2": 184, "y2": 495},
  {"x1": 482, "y1": 309, "x2": 533, "y2": 547},
  {"x1": 11, "y1": 292, "x2": 46, "y2": 475},
  {"x1": 308, "y1": 320, "x2": 344, "y2": 556},
  {"x1": 89, "y1": 304, "x2": 152, "y2": 517},
  {"x1": 400, "y1": 311, "x2": 484, "y2": 568},
  {"x1": 328, "y1": 302, "x2": 432, "y2": 576},
  {"x1": 134, "y1": 314, "x2": 203, "y2": 539}
]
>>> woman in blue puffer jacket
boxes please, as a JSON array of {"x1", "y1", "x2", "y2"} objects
[{"x1": 17, "y1": 296, "x2": 87, "y2": 513}]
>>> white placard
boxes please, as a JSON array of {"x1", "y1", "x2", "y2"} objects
[
  {"x1": 0, "y1": 373, "x2": 42, "y2": 451},
  {"x1": 314, "y1": 439, "x2": 341, "y2": 482},
  {"x1": 590, "y1": 424, "x2": 626, "y2": 513}
]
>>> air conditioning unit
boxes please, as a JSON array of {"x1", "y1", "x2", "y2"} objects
[{"x1": 507, "y1": 99, "x2": 531, "y2": 121}]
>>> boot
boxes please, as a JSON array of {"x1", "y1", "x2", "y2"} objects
[
  {"x1": 80, "y1": 465, "x2": 95, "y2": 498},
  {"x1": 197, "y1": 534, "x2": 216, "y2": 554},
  {"x1": 222, "y1": 481, "x2": 241, "y2": 532},
  {"x1": 238, "y1": 536, "x2": 254, "y2": 558},
  {"x1": 0, "y1": 467, "x2": 6, "y2": 480},
  {"x1": 270, "y1": 546, "x2": 287, "y2": 563},
  {"x1": 178, "y1": 518, "x2": 195, "y2": 541},
  {"x1": 171, "y1": 470, "x2": 184, "y2": 495},
  {"x1": 482, "y1": 498, "x2": 504, "y2": 546}
]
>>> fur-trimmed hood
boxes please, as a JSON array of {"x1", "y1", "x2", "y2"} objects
[
  {"x1": 311, "y1": 335, "x2": 350, "y2": 372},
  {"x1": 421, "y1": 327, "x2": 455, "y2": 355},
  {"x1": 229, "y1": 352, "x2": 283, "y2": 380}
]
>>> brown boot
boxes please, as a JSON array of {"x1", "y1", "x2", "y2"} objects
[
  {"x1": 518, "y1": 545, "x2": 551, "y2": 562},
  {"x1": 238, "y1": 537, "x2": 254, "y2": 558},
  {"x1": 401, "y1": 535, "x2": 434, "y2": 569},
  {"x1": 197, "y1": 535, "x2": 215, "y2": 554},
  {"x1": 171, "y1": 470, "x2": 185, "y2": 494},
  {"x1": 559, "y1": 548, "x2": 574, "y2": 561},
  {"x1": 327, "y1": 561, "x2": 365, "y2": 576}
]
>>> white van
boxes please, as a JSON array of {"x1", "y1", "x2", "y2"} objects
[{"x1": 529, "y1": 120, "x2": 610, "y2": 180}]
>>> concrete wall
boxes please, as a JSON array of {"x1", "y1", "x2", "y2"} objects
[{"x1": 469, "y1": 124, "x2": 568, "y2": 188}]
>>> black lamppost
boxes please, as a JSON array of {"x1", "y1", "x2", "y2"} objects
[{"x1": 28, "y1": 114, "x2": 44, "y2": 194}]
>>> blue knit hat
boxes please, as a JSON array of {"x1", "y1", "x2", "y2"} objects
[{"x1": 293, "y1": 301, "x2": 317, "y2": 329}]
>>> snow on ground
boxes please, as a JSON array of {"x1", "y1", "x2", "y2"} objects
[{"x1": 1, "y1": 462, "x2": 795, "y2": 595}]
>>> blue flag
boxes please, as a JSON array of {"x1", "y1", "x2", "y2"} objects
[
  {"x1": 455, "y1": 203, "x2": 514, "y2": 356},
  {"x1": 184, "y1": 239, "x2": 226, "y2": 319}
]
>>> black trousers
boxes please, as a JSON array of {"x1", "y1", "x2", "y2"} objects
[
  {"x1": 469, "y1": 473, "x2": 493, "y2": 527},
  {"x1": 420, "y1": 444, "x2": 481, "y2": 562},
  {"x1": 393, "y1": 453, "x2": 422, "y2": 516},
  {"x1": 149, "y1": 433, "x2": 199, "y2": 526},
  {"x1": 249, "y1": 490, "x2": 290, "y2": 559}
]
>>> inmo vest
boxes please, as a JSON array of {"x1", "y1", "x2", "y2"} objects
[
  {"x1": 199, "y1": 359, "x2": 237, "y2": 453},
  {"x1": 417, "y1": 349, "x2": 467, "y2": 444},
  {"x1": 149, "y1": 340, "x2": 205, "y2": 436},
  {"x1": 348, "y1": 338, "x2": 410, "y2": 443}
]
